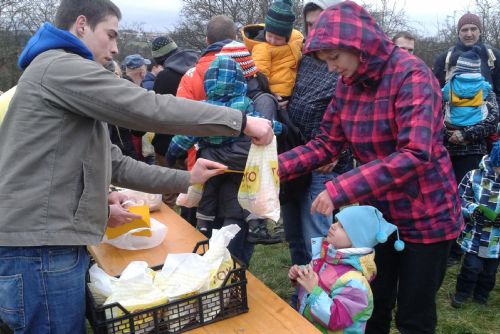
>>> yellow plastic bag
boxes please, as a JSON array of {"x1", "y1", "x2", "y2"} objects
[
  {"x1": 237, "y1": 136, "x2": 280, "y2": 222},
  {"x1": 0, "y1": 86, "x2": 16, "y2": 125}
]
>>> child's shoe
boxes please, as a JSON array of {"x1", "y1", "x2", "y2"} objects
[
  {"x1": 196, "y1": 219, "x2": 212, "y2": 238},
  {"x1": 247, "y1": 219, "x2": 281, "y2": 244}
]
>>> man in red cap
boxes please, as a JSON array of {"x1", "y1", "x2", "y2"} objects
[
  {"x1": 433, "y1": 12, "x2": 500, "y2": 267},
  {"x1": 433, "y1": 12, "x2": 500, "y2": 98}
]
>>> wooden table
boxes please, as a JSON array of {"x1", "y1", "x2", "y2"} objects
[{"x1": 88, "y1": 204, "x2": 320, "y2": 334}]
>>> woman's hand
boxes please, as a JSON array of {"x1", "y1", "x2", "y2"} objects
[
  {"x1": 311, "y1": 190, "x2": 335, "y2": 216},
  {"x1": 316, "y1": 160, "x2": 338, "y2": 173}
]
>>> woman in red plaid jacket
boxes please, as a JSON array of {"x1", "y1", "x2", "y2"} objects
[{"x1": 278, "y1": 1, "x2": 463, "y2": 333}]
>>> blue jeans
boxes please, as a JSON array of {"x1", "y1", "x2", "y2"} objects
[
  {"x1": 224, "y1": 218, "x2": 255, "y2": 267},
  {"x1": 283, "y1": 171, "x2": 335, "y2": 265},
  {"x1": 455, "y1": 252, "x2": 500, "y2": 303},
  {"x1": 0, "y1": 246, "x2": 89, "y2": 334}
]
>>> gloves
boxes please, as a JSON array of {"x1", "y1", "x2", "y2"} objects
[{"x1": 471, "y1": 207, "x2": 484, "y2": 223}]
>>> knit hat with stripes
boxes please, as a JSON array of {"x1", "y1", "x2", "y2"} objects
[
  {"x1": 216, "y1": 41, "x2": 259, "y2": 78},
  {"x1": 151, "y1": 36, "x2": 178, "y2": 59},
  {"x1": 265, "y1": 0, "x2": 296, "y2": 39},
  {"x1": 454, "y1": 45, "x2": 482, "y2": 75}
]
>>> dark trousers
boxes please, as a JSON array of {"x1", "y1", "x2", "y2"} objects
[
  {"x1": 366, "y1": 238, "x2": 453, "y2": 334},
  {"x1": 455, "y1": 252, "x2": 500, "y2": 303},
  {"x1": 449, "y1": 154, "x2": 483, "y2": 260}
]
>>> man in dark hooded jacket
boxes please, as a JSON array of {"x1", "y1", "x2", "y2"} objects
[{"x1": 150, "y1": 35, "x2": 200, "y2": 159}]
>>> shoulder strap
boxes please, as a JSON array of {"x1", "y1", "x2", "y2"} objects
[
  {"x1": 444, "y1": 46, "x2": 455, "y2": 82},
  {"x1": 485, "y1": 44, "x2": 496, "y2": 70}
]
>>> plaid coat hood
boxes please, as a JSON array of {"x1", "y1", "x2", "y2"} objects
[
  {"x1": 304, "y1": 0, "x2": 395, "y2": 86},
  {"x1": 279, "y1": 1, "x2": 463, "y2": 243}
]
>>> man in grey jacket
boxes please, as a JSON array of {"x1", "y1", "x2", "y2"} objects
[{"x1": 0, "y1": 0, "x2": 272, "y2": 333}]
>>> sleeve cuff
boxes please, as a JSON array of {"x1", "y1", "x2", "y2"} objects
[
  {"x1": 306, "y1": 285, "x2": 324, "y2": 306},
  {"x1": 240, "y1": 111, "x2": 247, "y2": 134}
]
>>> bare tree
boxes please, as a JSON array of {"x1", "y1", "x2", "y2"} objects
[
  {"x1": 172, "y1": 0, "x2": 304, "y2": 50},
  {"x1": 0, "y1": 0, "x2": 60, "y2": 90},
  {"x1": 475, "y1": 0, "x2": 500, "y2": 48},
  {"x1": 361, "y1": 0, "x2": 410, "y2": 37}
]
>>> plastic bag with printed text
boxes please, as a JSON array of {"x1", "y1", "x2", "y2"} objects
[{"x1": 237, "y1": 136, "x2": 280, "y2": 222}]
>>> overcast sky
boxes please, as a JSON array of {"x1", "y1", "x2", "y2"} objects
[{"x1": 112, "y1": 0, "x2": 477, "y2": 36}]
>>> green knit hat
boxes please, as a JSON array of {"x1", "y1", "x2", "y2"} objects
[
  {"x1": 265, "y1": 0, "x2": 295, "y2": 39},
  {"x1": 151, "y1": 36, "x2": 178, "y2": 59}
]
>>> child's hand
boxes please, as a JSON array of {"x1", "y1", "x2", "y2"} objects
[
  {"x1": 296, "y1": 264, "x2": 319, "y2": 293},
  {"x1": 288, "y1": 265, "x2": 301, "y2": 286}
]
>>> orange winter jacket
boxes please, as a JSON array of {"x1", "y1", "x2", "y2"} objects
[
  {"x1": 176, "y1": 50, "x2": 219, "y2": 169},
  {"x1": 177, "y1": 51, "x2": 218, "y2": 101},
  {"x1": 241, "y1": 24, "x2": 303, "y2": 97}
]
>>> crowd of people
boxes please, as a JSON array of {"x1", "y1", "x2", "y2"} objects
[{"x1": 0, "y1": 0, "x2": 499, "y2": 333}]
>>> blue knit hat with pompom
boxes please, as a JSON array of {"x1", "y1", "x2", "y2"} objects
[{"x1": 335, "y1": 205, "x2": 405, "y2": 251}]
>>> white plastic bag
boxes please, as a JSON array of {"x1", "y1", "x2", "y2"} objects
[
  {"x1": 238, "y1": 136, "x2": 280, "y2": 221},
  {"x1": 118, "y1": 188, "x2": 162, "y2": 212},
  {"x1": 175, "y1": 183, "x2": 204, "y2": 208},
  {"x1": 102, "y1": 218, "x2": 167, "y2": 250},
  {"x1": 200, "y1": 224, "x2": 241, "y2": 321}
]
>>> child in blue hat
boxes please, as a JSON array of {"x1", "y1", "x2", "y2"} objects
[
  {"x1": 288, "y1": 205, "x2": 403, "y2": 332},
  {"x1": 450, "y1": 141, "x2": 500, "y2": 308}
]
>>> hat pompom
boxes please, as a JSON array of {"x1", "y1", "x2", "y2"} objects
[
  {"x1": 376, "y1": 231, "x2": 387, "y2": 243},
  {"x1": 394, "y1": 240, "x2": 405, "y2": 251}
]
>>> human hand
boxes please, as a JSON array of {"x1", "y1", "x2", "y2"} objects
[
  {"x1": 108, "y1": 191, "x2": 128, "y2": 206},
  {"x1": 296, "y1": 264, "x2": 319, "y2": 293},
  {"x1": 288, "y1": 265, "x2": 301, "y2": 286},
  {"x1": 449, "y1": 130, "x2": 464, "y2": 145},
  {"x1": 316, "y1": 160, "x2": 338, "y2": 173},
  {"x1": 243, "y1": 116, "x2": 274, "y2": 145},
  {"x1": 274, "y1": 94, "x2": 289, "y2": 110},
  {"x1": 311, "y1": 190, "x2": 335, "y2": 216},
  {"x1": 189, "y1": 158, "x2": 227, "y2": 185},
  {"x1": 107, "y1": 204, "x2": 141, "y2": 228},
  {"x1": 471, "y1": 207, "x2": 484, "y2": 222}
]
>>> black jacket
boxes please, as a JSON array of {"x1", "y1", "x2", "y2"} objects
[{"x1": 152, "y1": 49, "x2": 200, "y2": 155}]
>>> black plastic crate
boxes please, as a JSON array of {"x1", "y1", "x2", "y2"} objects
[{"x1": 86, "y1": 240, "x2": 248, "y2": 334}]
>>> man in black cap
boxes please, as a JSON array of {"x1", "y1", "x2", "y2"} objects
[{"x1": 149, "y1": 36, "x2": 201, "y2": 205}]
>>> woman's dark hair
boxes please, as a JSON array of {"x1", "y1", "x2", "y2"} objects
[
  {"x1": 303, "y1": 3, "x2": 322, "y2": 16},
  {"x1": 55, "y1": 0, "x2": 122, "y2": 30}
]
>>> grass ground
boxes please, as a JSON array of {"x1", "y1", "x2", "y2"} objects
[{"x1": 249, "y1": 243, "x2": 500, "y2": 334}]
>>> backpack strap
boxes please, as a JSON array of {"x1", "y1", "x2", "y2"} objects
[
  {"x1": 485, "y1": 45, "x2": 496, "y2": 70},
  {"x1": 444, "y1": 46, "x2": 454, "y2": 82}
]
